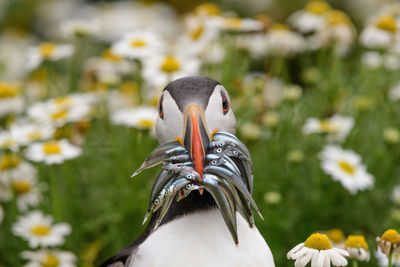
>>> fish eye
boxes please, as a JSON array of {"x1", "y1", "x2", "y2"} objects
[
  {"x1": 233, "y1": 150, "x2": 238, "y2": 155},
  {"x1": 218, "y1": 142, "x2": 224, "y2": 147},
  {"x1": 211, "y1": 160, "x2": 217, "y2": 165},
  {"x1": 216, "y1": 148, "x2": 223, "y2": 153},
  {"x1": 186, "y1": 184, "x2": 191, "y2": 189},
  {"x1": 221, "y1": 91, "x2": 229, "y2": 115},
  {"x1": 159, "y1": 94, "x2": 164, "y2": 119},
  {"x1": 154, "y1": 199, "x2": 160, "y2": 204},
  {"x1": 186, "y1": 174, "x2": 193, "y2": 179},
  {"x1": 171, "y1": 156, "x2": 176, "y2": 160}
]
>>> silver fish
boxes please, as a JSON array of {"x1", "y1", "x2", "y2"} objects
[
  {"x1": 203, "y1": 174, "x2": 238, "y2": 244},
  {"x1": 131, "y1": 141, "x2": 187, "y2": 177}
]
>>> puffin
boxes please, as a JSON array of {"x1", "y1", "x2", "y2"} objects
[{"x1": 100, "y1": 76, "x2": 275, "y2": 267}]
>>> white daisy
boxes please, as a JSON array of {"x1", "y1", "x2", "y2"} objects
[
  {"x1": 21, "y1": 249, "x2": 76, "y2": 267},
  {"x1": 344, "y1": 235, "x2": 370, "y2": 262},
  {"x1": 0, "y1": 131, "x2": 20, "y2": 152},
  {"x1": 10, "y1": 168, "x2": 40, "y2": 212},
  {"x1": 61, "y1": 18, "x2": 101, "y2": 38},
  {"x1": 12, "y1": 210, "x2": 71, "y2": 248},
  {"x1": 287, "y1": 233, "x2": 348, "y2": 267},
  {"x1": 389, "y1": 83, "x2": 400, "y2": 101},
  {"x1": 360, "y1": 14, "x2": 398, "y2": 49},
  {"x1": 26, "y1": 42, "x2": 74, "y2": 70},
  {"x1": 111, "y1": 106, "x2": 158, "y2": 130},
  {"x1": 27, "y1": 94, "x2": 95, "y2": 127},
  {"x1": 111, "y1": 30, "x2": 164, "y2": 60},
  {"x1": 376, "y1": 247, "x2": 400, "y2": 267},
  {"x1": 237, "y1": 33, "x2": 268, "y2": 59},
  {"x1": 0, "y1": 81, "x2": 24, "y2": 117},
  {"x1": 142, "y1": 53, "x2": 200, "y2": 88},
  {"x1": 376, "y1": 229, "x2": 400, "y2": 257},
  {"x1": 326, "y1": 229, "x2": 345, "y2": 249},
  {"x1": 316, "y1": 10, "x2": 356, "y2": 55},
  {"x1": 319, "y1": 145, "x2": 374, "y2": 194},
  {"x1": 217, "y1": 17, "x2": 263, "y2": 32},
  {"x1": 302, "y1": 114, "x2": 354, "y2": 142},
  {"x1": 265, "y1": 24, "x2": 306, "y2": 57},
  {"x1": 25, "y1": 139, "x2": 82, "y2": 165},
  {"x1": 288, "y1": 0, "x2": 331, "y2": 34},
  {"x1": 393, "y1": 186, "x2": 400, "y2": 205},
  {"x1": 361, "y1": 51, "x2": 383, "y2": 69},
  {"x1": 10, "y1": 122, "x2": 55, "y2": 146},
  {"x1": 84, "y1": 49, "x2": 134, "y2": 85}
]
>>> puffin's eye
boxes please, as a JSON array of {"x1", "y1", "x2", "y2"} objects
[
  {"x1": 221, "y1": 91, "x2": 229, "y2": 115},
  {"x1": 159, "y1": 94, "x2": 164, "y2": 119}
]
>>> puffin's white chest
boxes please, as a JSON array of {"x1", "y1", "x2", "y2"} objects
[{"x1": 129, "y1": 209, "x2": 275, "y2": 267}]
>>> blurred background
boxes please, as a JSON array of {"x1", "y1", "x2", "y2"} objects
[{"x1": 1, "y1": 0, "x2": 400, "y2": 266}]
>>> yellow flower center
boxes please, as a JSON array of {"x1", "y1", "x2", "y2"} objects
[
  {"x1": 304, "y1": 233, "x2": 332, "y2": 250},
  {"x1": 31, "y1": 225, "x2": 51, "y2": 236},
  {"x1": 0, "y1": 155, "x2": 20, "y2": 170},
  {"x1": 101, "y1": 49, "x2": 122, "y2": 62},
  {"x1": 271, "y1": 23, "x2": 290, "y2": 32},
  {"x1": 51, "y1": 109, "x2": 68, "y2": 121},
  {"x1": 12, "y1": 181, "x2": 31, "y2": 195},
  {"x1": 327, "y1": 228, "x2": 344, "y2": 244},
  {"x1": 130, "y1": 39, "x2": 147, "y2": 47},
  {"x1": 194, "y1": 3, "x2": 221, "y2": 16},
  {"x1": 382, "y1": 229, "x2": 400, "y2": 243},
  {"x1": 0, "y1": 82, "x2": 21, "y2": 98},
  {"x1": 27, "y1": 131, "x2": 42, "y2": 141},
  {"x1": 345, "y1": 235, "x2": 369, "y2": 251},
  {"x1": 137, "y1": 119, "x2": 155, "y2": 128},
  {"x1": 376, "y1": 14, "x2": 397, "y2": 33},
  {"x1": 338, "y1": 160, "x2": 356, "y2": 175},
  {"x1": 160, "y1": 56, "x2": 181, "y2": 73},
  {"x1": 190, "y1": 25, "x2": 204, "y2": 41},
  {"x1": 54, "y1": 96, "x2": 71, "y2": 107},
  {"x1": 305, "y1": 1, "x2": 331, "y2": 15},
  {"x1": 39, "y1": 43, "x2": 56, "y2": 58},
  {"x1": 41, "y1": 254, "x2": 59, "y2": 267},
  {"x1": 319, "y1": 120, "x2": 336, "y2": 132},
  {"x1": 224, "y1": 18, "x2": 243, "y2": 29},
  {"x1": 326, "y1": 10, "x2": 351, "y2": 26},
  {"x1": 43, "y1": 142, "x2": 62, "y2": 154}
]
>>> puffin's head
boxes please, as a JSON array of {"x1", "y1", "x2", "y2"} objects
[{"x1": 156, "y1": 76, "x2": 236, "y2": 176}]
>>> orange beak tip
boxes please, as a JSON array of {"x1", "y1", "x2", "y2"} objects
[{"x1": 199, "y1": 188, "x2": 204, "y2": 195}]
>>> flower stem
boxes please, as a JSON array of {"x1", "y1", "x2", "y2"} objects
[
  {"x1": 389, "y1": 249, "x2": 393, "y2": 267},
  {"x1": 352, "y1": 260, "x2": 358, "y2": 267}
]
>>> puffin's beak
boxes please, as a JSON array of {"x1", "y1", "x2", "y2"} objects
[{"x1": 182, "y1": 104, "x2": 210, "y2": 179}]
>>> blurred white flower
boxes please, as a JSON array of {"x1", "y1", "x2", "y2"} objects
[
  {"x1": 283, "y1": 85, "x2": 302, "y2": 101},
  {"x1": 389, "y1": 83, "x2": 400, "y2": 101},
  {"x1": 287, "y1": 233, "x2": 348, "y2": 267},
  {"x1": 10, "y1": 166, "x2": 41, "y2": 212},
  {"x1": 12, "y1": 210, "x2": 71, "y2": 248},
  {"x1": 288, "y1": 0, "x2": 331, "y2": 33},
  {"x1": 383, "y1": 53, "x2": 400, "y2": 70},
  {"x1": 84, "y1": 49, "x2": 134, "y2": 85},
  {"x1": 240, "y1": 122, "x2": 262, "y2": 140},
  {"x1": 319, "y1": 145, "x2": 374, "y2": 194},
  {"x1": 10, "y1": 122, "x2": 55, "y2": 146},
  {"x1": 0, "y1": 81, "x2": 24, "y2": 117},
  {"x1": 383, "y1": 127, "x2": 400, "y2": 144},
  {"x1": 111, "y1": 106, "x2": 158, "y2": 130},
  {"x1": 361, "y1": 51, "x2": 383, "y2": 69},
  {"x1": 0, "y1": 132, "x2": 20, "y2": 152},
  {"x1": 27, "y1": 94, "x2": 95, "y2": 127},
  {"x1": 265, "y1": 24, "x2": 306, "y2": 57},
  {"x1": 61, "y1": 18, "x2": 100, "y2": 38},
  {"x1": 376, "y1": 246, "x2": 400, "y2": 267},
  {"x1": 360, "y1": 14, "x2": 398, "y2": 49},
  {"x1": 217, "y1": 17, "x2": 263, "y2": 32},
  {"x1": 237, "y1": 33, "x2": 268, "y2": 58},
  {"x1": 263, "y1": 191, "x2": 281, "y2": 204},
  {"x1": 344, "y1": 235, "x2": 370, "y2": 262},
  {"x1": 392, "y1": 186, "x2": 400, "y2": 205},
  {"x1": 111, "y1": 30, "x2": 164, "y2": 60},
  {"x1": 25, "y1": 139, "x2": 82, "y2": 165},
  {"x1": 302, "y1": 115, "x2": 354, "y2": 142},
  {"x1": 286, "y1": 150, "x2": 305, "y2": 163},
  {"x1": 21, "y1": 249, "x2": 77, "y2": 267},
  {"x1": 142, "y1": 53, "x2": 200, "y2": 88},
  {"x1": 26, "y1": 42, "x2": 74, "y2": 70},
  {"x1": 262, "y1": 77, "x2": 285, "y2": 107}
]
